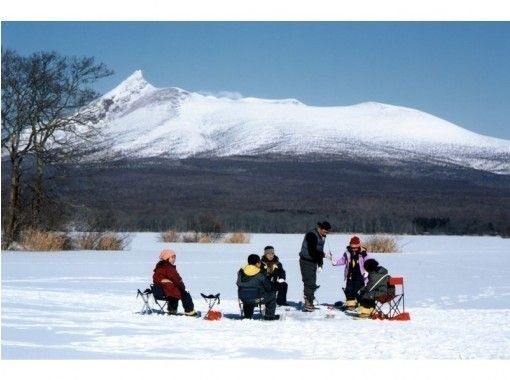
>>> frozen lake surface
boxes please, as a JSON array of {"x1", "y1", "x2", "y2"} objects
[{"x1": 2, "y1": 233, "x2": 510, "y2": 359}]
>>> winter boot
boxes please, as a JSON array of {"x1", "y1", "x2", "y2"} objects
[
  {"x1": 303, "y1": 297, "x2": 316, "y2": 312},
  {"x1": 184, "y1": 310, "x2": 199, "y2": 317},
  {"x1": 264, "y1": 314, "x2": 281, "y2": 321},
  {"x1": 344, "y1": 299, "x2": 357, "y2": 311},
  {"x1": 167, "y1": 308, "x2": 178, "y2": 315},
  {"x1": 358, "y1": 306, "x2": 374, "y2": 319}
]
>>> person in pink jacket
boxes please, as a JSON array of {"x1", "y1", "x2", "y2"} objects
[{"x1": 329, "y1": 236, "x2": 370, "y2": 310}]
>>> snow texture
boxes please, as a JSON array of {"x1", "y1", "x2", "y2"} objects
[
  {"x1": 91, "y1": 71, "x2": 510, "y2": 174},
  {"x1": 2, "y1": 233, "x2": 510, "y2": 360}
]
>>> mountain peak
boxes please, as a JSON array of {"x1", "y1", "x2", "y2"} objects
[
  {"x1": 104, "y1": 69, "x2": 155, "y2": 101},
  {"x1": 124, "y1": 69, "x2": 146, "y2": 83},
  {"x1": 118, "y1": 70, "x2": 153, "y2": 89}
]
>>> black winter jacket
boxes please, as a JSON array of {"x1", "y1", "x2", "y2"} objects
[
  {"x1": 261, "y1": 254, "x2": 286, "y2": 281},
  {"x1": 299, "y1": 229, "x2": 325, "y2": 267},
  {"x1": 236, "y1": 265, "x2": 273, "y2": 296},
  {"x1": 358, "y1": 266, "x2": 393, "y2": 300}
]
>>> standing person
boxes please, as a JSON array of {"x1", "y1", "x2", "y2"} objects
[
  {"x1": 330, "y1": 236, "x2": 370, "y2": 311},
  {"x1": 261, "y1": 245, "x2": 288, "y2": 306},
  {"x1": 237, "y1": 254, "x2": 279, "y2": 320},
  {"x1": 299, "y1": 221, "x2": 331, "y2": 311},
  {"x1": 357, "y1": 258, "x2": 394, "y2": 318},
  {"x1": 153, "y1": 249, "x2": 199, "y2": 316}
]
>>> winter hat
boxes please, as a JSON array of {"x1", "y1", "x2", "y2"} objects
[
  {"x1": 264, "y1": 246, "x2": 275, "y2": 255},
  {"x1": 350, "y1": 236, "x2": 361, "y2": 247},
  {"x1": 363, "y1": 258, "x2": 379, "y2": 272},
  {"x1": 317, "y1": 221, "x2": 331, "y2": 231},
  {"x1": 159, "y1": 249, "x2": 176, "y2": 261},
  {"x1": 248, "y1": 254, "x2": 261, "y2": 265}
]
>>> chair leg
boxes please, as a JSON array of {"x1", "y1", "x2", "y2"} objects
[
  {"x1": 154, "y1": 299, "x2": 168, "y2": 314},
  {"x1": 238, "y1": 299, "x2": 244, "y2": 318},
  {"x1": 137, "y1": 290, "x2": 153, "y2": 314},
  {"x1": 142, "y1": 294, "x2": 152, "y2": 314}
]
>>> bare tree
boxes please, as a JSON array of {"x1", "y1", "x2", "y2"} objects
[
  {"x1": 2, "y1": 50, "x2": 36, "y2": 247},
  {"x1": 1, "y1": 49, "x2": 113, "y2": 248}
]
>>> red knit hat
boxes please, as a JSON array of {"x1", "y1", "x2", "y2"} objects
[{"x1": 349, "y1": 236, "x2": 361, "y2": 247}]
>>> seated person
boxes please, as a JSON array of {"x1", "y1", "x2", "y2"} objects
[
  {"x1": 261, "y1": 245, "x2": 288, "y2": 306},
  {"x1": 356, "y1": 258, "x2": 394, "y2": 318},
  {"x1": 236, "y1": 254, "x2": 279, "y2": 320},
  {"x1": 153, "y1": 249, "x2": 198, "y2": 317}
]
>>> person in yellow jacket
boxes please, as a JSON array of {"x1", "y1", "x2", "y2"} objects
[{"x1": 237, "y1": 254, "x2": 279, "y2": 320}]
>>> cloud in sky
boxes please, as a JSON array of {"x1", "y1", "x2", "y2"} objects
[{"x1": 199, "y1": 90, "x2": 243, "y2": 100}]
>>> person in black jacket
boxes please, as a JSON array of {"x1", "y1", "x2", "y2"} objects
[
  {"x1": 237, "y1": 254, "x2": 279, "y2": 320},
  {"x1": 298, "y1": 221, "x2": 331, "y2": 311},
  {"x1": 261, "y1": 246, "x2": 288, "y2": 306},
  {"x1": 356, "y1": 258, "x2": 394, "y2": 318}
]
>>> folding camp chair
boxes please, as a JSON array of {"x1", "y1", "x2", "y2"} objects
[
  {"x1": 238, "y1": 287, "x2": 264, "y2": 319},
  {"x1": 136, "y1": 287, "x2": 153, "y2": 314},
  {"x1": 150, "y1": 284, "x2": 171, "y2": 314},
  {"x1": 201, "y1": 293, "x2": 222, "y2": 320},
  {"x1": 373, "y1": 276, "x2": 410, "y2": 321}
]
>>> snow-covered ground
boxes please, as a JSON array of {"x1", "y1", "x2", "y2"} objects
[{"x1": 2, "y1": 232, "x2": 509, "y2": 361}]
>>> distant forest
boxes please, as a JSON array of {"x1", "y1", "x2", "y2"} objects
[{"x1": 2, "y1": 156, "x2": 509, "y2": 237}]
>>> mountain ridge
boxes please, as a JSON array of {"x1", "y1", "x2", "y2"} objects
[{"x1": 91, "y1": 70, "x2": 510, "y2": 174}]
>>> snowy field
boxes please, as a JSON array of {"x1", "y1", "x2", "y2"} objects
[{"x1": 2, "y1": 232, "x2": 510, "y2": 362}]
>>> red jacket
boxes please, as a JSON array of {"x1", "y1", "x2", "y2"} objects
[{"x1": 153, "y1": 260, "x2": 186, "y2": 299}]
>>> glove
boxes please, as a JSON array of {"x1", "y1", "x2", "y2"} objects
[
  {"x1": 325, "y1": 251, "x2": 332, "y2": 261},
  {"x1": 317, "y1": 266, "x2": 323, "y2": 273},
  {"x1": 277, "y1": 278, "x2": 285, "y2": 283}
]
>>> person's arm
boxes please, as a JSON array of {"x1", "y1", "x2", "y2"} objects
[
  {"x1": 332, "y1": 252, "x2": 347, "y2": 266},
  {"x1": 169, "y1": 269, "x2": 185, "y2": 291},
  {"x1": 362, "y1": 273, "x2": 385, "y2": 299},
  {"x1": 278, "y1": 263, "x2": 286, "y2": 280},
  {"x1": 260, "y1": 274, "x2": 273, "y2": 292}
]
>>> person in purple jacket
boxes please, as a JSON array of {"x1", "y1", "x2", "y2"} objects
[{"x1": 329, "y1": 236, "x2": 370, "y2": 310}]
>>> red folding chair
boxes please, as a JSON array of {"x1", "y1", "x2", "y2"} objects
[{"x1": 373, "y1": 276, "x2": 411, "y2": 321}]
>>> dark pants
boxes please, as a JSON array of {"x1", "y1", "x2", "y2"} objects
[
  {"x1": 167, "y1": 290, "x2": 194, "y2": 313},
  {"x1": 275, "y1": 281, "x2": 288, "y2": 305},
  {"x1": 242, "y1": 290, "x2": 277, "y2": 318},
  {"x1": 300, "y1": 259, "x2": 318, "y2": 302},
  {"x1": 357, "y1": 296, "x2": 375, "y2": 309},
  {"x1": 262, "y1": 291, "x2": 277, "y2": 317},
  {"x1": 344, "y1": 271, "x2": 365, "y2": 301}
]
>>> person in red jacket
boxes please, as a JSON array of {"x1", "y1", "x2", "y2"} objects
[{"x1": 153, "y1": 249, "x2": 198, "y2": 316}]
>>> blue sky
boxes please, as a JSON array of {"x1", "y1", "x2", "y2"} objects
[{"x1": 2, "y1": 21, "x2": 510, "y2": 139}]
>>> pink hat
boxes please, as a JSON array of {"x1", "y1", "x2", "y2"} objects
[{"x1": 159, "y1": 249, "x2": 176, "y2": 261}]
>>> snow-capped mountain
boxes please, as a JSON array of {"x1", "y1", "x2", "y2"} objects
[{"x1": 93, "y1": 70, "x2": 510, "y2": 174}]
